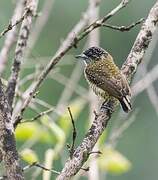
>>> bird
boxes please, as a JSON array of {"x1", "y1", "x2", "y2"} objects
[{"x1": 75, "y1": 46, "x2": 131, "y2": 113}]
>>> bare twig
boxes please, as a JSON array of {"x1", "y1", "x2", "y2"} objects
[
  {"x1": 81, "y1": 167, "x2": 90, "y2": 172},
  {"x1": 84, "y1": 0, "x2": 131, "y2": 32},
  {"x1": 0, "y1": 4, "x2": 38, "y2": 39},
  {"x1": 22, "y1": 162, "x2": 60, "y2": 175},
  {"x1": 89, "y1": 151, "x2": 102, "y2": 155},
  {"x1": 57, "y1": 1, "x2": 158, "y2": 179},
  {"x1": 102, "y1": 18, "x2": 144, "y2": 31},
  {"x1": 20, "y1": 107, "x2": 54, "y2": 124},
  {"x1": 0, "y1": 0, "x2": 25, "y2": 75},
  {"x1": 88, "y1": 0, "x2": 100, "y2": 179},
  {"x1": 0, "y1": 9, "x2": 26, "y2": 39},
  {"x1": 14, "y1": 0, "x2": 131, "y2": 126},
  {"x1": 68, "y1": 107, "x2": 77, "y2": 159},
  {"x1": 6, "y1": 0, "x2": 38, "y2": 107}
]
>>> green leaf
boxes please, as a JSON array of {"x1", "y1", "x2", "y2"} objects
[
  {"x1": 21, "y1": 148, "x2": 39, "y2": 163},
  {"x1": 98, "y1": 146, "x2": 131, "y2": 175},
  {"x1": 15, "y1": 122, "x2": 39, "y2": 141},
  {"x1": 15, "y1": 122, "x2": 54, "y2": 144}
]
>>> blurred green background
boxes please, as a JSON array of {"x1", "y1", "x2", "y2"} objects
[{"x1": 0, "y1": 0, "x2": 158, "y2": 180}]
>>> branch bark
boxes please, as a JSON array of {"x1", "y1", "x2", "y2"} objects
[
  {"x1": 0, "y1": 81, "x2": 24, "y2": 180},
  {"x1": 0, "y1": 0, "x2": 25, "y2": 75},
  {"x1": 57, "y1": 1, "x2": 158, "y2": 179},
  {"x1": 6, "y1": 0, "x2": 38, "y2": 107}
]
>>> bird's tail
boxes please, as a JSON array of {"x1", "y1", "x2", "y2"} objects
[{"x1": 119, "y1": 96, "x2": 132, "y2": 113}]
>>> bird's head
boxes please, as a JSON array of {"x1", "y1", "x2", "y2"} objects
[{"x1": 75, "y1": 46, "x2": 108, "y2": 65}]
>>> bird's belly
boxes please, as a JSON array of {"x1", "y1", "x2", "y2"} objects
[
  {"x1": 89, "y1": 82, "x2": 109, "y2": 100},
  {"x1": 84, "y1": 71, "x2": 109, "y2": 99}
]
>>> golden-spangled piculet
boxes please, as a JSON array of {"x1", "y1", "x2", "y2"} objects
[{"x1": 76, "y1": 46, "x2": 132, "y2": 113}]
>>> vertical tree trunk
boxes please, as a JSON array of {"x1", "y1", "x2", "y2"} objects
[{"x1": 0, "y1": 80, "x2": 24, "y2": 180}]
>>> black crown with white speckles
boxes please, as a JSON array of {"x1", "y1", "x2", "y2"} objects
[{"x1": 83, "y1": 47, "x2": 108, "y2": 60}]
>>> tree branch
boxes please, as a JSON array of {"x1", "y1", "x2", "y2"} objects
[
  {"x1": 56, "y1": 1, "x2": 158, "y2": 179},
  {"x1": 0, "y1": 3, "x2": 27, "y2": 39},
  {"x1": 67, "y1": 107, "x2": 77, "y2": 159},
  {"x1": 20, "y1": 107, "x2": 54, "y2": 124},
  {"x1": 0, "y1": 0, "x2": 25, "y2": 75},
  {"x1": 23, "y1": 162, "x2": 60, "y2": 175},
  {"x1": 102, "y1": 18, "x2": 144, "y2": 32},
  {"x1": 6, "y1": 0, "x2": 38, "y2": 108},
  {"x1": 0, "y1": 80, "x2": 24, "y2": 180}
]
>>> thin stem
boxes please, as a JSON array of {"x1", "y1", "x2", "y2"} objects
[{"x1": 68, "y1": 107, "x2": 77, "y2": 158}]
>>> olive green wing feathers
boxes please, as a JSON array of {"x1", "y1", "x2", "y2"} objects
[{"x1": 85, "y1": 60, "x2": 132, "y2": 112}]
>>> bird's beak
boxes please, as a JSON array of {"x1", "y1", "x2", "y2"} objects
[{"x1": 75, "y1": 54, "x2": 88, "y2": 60}]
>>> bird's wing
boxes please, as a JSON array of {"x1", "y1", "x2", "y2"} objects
[{"x1": 85, "y1": 62, "x2": 131, "y2": 100}]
